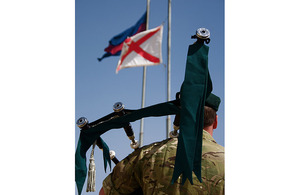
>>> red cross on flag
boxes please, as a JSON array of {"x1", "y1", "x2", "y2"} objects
[{"x1": 116, "y1": 25, "x2": 163, "y2": 73}]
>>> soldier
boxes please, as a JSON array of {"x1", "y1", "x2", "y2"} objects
[{"x1": 99, "y1": 93, "x2": 224, "y2": 195}]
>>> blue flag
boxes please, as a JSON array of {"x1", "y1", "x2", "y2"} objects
[{"x1": 98, "y1": 12, "x2": 147, "y2": 62}]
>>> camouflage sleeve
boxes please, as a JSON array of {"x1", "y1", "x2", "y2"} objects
[
  {"x1": 201, "y1": 148, "x2": 225, "y2": 194},
  {"x1": 102, "y1": 143, "x2": 157, "y2": 195},
  {"x1": 214, "y1": 179, "x2": 225, "y2": 195},
  {"x1": 102, "y1": 174, "x2": 121, "y2": 195},
  {"x1": 102, "y1": 151, "x2": 141, "y2": 194}
]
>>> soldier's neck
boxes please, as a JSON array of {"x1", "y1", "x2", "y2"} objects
[{"x1": 203, "y1": 126, "x2": 213, "y2": 137}]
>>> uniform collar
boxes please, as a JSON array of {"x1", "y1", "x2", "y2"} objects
[{"x1": 203, "y1": 130, "x2": 217, "y2": 143}]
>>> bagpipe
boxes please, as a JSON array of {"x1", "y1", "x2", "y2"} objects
[{"x1": 75, "y1": 28, "x2": 212, "y2": 195}]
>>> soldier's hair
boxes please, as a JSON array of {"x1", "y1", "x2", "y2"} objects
[{"x1": 204, "y1": 106, "x2": 216, "y2": 128}]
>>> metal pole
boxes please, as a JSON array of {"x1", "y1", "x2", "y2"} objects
[
  {"x1": 166, "y1": 0, "x2": 171, "y2": 138},
  {"x1": 139, "y1": 0, "x2": 150, "y2": 147}
]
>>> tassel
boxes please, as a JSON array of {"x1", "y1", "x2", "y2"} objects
[{"x1": 86, "y1": 142, "x2": 96, "y2": 192}]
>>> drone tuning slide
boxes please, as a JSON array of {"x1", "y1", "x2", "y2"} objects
[
  {"x1": 109, "y1": 150, "x2": 120, "y2": 164},
  {"x1": 113, "y1": 102, "x2": 139, "y2": 149}
]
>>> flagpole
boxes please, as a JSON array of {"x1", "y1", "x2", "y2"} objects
[
  {"x1": 166, "y1": 0, "x2": 171, "y2": 138},
  {"x1": 139, "y1": 0, "x2": 150, "y2": 147}
]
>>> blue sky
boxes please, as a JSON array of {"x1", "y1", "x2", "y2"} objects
[{"x1": 75, "y1": 0, "x2": 224, "y2": 194}]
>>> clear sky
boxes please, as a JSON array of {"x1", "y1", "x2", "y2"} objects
[{"x1": 75, "y1": 0, "x2": 224, "y2": 194}]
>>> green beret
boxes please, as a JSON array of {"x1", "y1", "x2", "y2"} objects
[{"x1": 205, "y1": 93, "x2": 221, "y2": 111}]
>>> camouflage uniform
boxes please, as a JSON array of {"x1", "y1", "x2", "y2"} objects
[{"x1": 103, "y1": 130, "x2": 224, "y2": 195}]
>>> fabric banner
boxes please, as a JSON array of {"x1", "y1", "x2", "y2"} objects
[
  {"x1": 97, "y1": 12, "x2": 147, "y2": 62},
  {"x1": 75, "y1": 137, "x2": 111, "y2": 195},
  {"x1": 116, "y1": 25, "x2": 163, "y2": 73},
  {"x1": 171, "y1": 41, "x2": 212, "y2": 184}
]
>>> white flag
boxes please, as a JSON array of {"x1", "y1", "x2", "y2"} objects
[{"x1": 116, "y1": 25, "x2": 163, "y2": 73}]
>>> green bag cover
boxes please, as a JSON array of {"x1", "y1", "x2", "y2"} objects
[
  {"x1": 75, "y1": 137, "x2": 111, "y2": 195},
  {"x1": 75, "y1": 100, "x2": 180, "y2": 195},
  {"x1": 171, "y1": 41, "x2": 212, "y2": 184}
]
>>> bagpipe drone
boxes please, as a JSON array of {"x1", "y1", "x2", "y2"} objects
[{"x1": 75, "y1": 28, "x2": 212, "y2": 194}]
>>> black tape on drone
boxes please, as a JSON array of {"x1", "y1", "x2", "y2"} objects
[{"x1": 113, "y1": 102, "x2": 139, "y2": 149}]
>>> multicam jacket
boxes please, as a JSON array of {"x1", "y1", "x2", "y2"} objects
[{"x1": 103, "y1": 130, "x2": 224, "y2": 195}]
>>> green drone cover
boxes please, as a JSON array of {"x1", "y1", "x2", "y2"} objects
[{"x1": 171, "y1": 41, "x2": 212, "y2": 184}]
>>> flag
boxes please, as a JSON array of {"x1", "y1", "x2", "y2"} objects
[
  {"x1": 97, "y1": 12, "x2": 147, "y2": 62},
  {"x1": 116, "y1": 25, "x2": 163, "y2": 73}
]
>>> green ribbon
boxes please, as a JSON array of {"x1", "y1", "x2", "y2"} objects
[
  {"x1": 100, "y1": 138, "x2": 111, "y2": 172},
  {"x1": 75, "y1": 100, "x2": 180, "y2": 195},
  {"x1": 75, "y1": 137, "x2": 111, "y2": 195},
  {"x1": 171, "y1": 41, "x2": 212, "y2": 184}
]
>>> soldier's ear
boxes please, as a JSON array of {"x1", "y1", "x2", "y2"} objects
[{"x1": 213, "y1": 115, "x2": 218, "y2": 129}]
